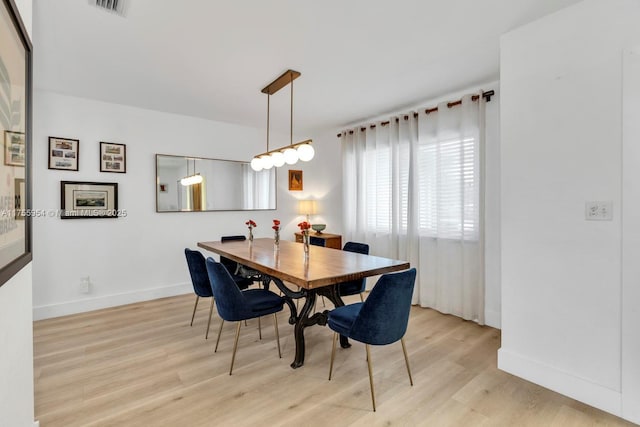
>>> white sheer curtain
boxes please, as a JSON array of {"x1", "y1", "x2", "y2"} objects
[
  {"x1": 341, "y1": 94, "x2": 485, "y2": 324},
  {"x1": 242, "y1": 166, "x2": 275, "y2": 209}
]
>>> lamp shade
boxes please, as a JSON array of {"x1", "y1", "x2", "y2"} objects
[
  {"x1": 250, "y1": 157, "x2": 263, "y2": 171},
  {"x1": 298, "y1": 200, "x2": 317, "y2": 215},
  {"x1": 297, "y1": 143, "x2": 315, "y2": 162},
  {"x1": 261, "y1": 154, "x2": 274, "y2": 169},
  {"x1": 180, "y1": 173, "x2": 203, "y2": 186},
  {"x1": 271, "y1": 151, "x2": 285, "y2": 167},
  {"x1": 283, "y1": 147, "x2": 299, "y2": 165}
]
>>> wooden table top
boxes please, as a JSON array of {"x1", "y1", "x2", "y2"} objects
[{"x1": 197, "y1": 238, "x2": 410, "y2": 290}]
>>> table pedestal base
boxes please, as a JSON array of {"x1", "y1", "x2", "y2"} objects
[{"x1": 269, "y1": 277, "x2": 350, "y2": 368}]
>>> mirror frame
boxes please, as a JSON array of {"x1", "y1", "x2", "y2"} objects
[
  {"x1": 155, "y1": 153, "x2": 277, "y2": 213},
  {"x1": 0, "y1": 0, "x2": 33, "y2": 288}
]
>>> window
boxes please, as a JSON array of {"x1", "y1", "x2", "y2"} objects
[{"x1": 343, "y1": 114, "x2": 480, "y2": 241}]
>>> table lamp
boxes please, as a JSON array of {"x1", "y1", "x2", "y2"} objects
[{"x1": 298, "y1": 200, "x2": 317, "y2": 223}]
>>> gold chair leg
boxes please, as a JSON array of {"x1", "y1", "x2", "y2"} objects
[
  {"x1": 258, "y1": 317, "x2": 262, "y2": 339},
  {"x1": 190, "y1": 295, "x2": 200, "y2": 326},
  {"x1": 401, "y1": 337, "x2": 413, "y2": 386},
  {"x1": 205, "y1": 298, "x2": 214, "y2": 339},
  {"x1": 214, "y1": 319, "x2": 225, "y2": 352},
  {"x1": 365, "y1": 344, "x2": 376, "y2": 412},
  {"x1": 229, "y1": 322, "x2": 242, "y2": 375},
  {"x1": 328, "y1": 332, "x2": 338, "y2": 380},
  {"x1": 359, "y1": 293, "x2": 364, "y2": 302},
  {"x1": 273, "y1": 314, "x2": 281, "y2": 358}
]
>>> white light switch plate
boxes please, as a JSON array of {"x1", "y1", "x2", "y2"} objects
[{"x1": 585, "y1": 201, "x2": 613, "y2": 221}]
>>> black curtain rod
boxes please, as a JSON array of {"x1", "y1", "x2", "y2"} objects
[{"x1": 337, "y1": 90, "x2": 495, "y2": 137}]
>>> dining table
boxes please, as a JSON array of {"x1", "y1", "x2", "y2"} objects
[{"x1": 197, "y1": 237, "x2": 410, "y2": 368}]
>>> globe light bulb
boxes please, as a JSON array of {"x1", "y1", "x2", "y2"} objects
[
  {"x1": 271, "y1": 151, "x2": 285, "y2": 167},
  {"x1": 283, "y1": 147, "x2": 299, "y2": 165},
  {"x1": 261, "y1": 154, "x2": 274, "y2": 169},
  {"x1": 250, "y1": 157, "x2": 263, "y2": 171},
  {"x1": 297, "y1": 143, "x2": 315, "y2": 162},
  {"x1": 180, "y1": 174, "x2": 203, "y2": 186}
]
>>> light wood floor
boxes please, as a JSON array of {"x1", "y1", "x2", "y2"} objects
[{"x1": 34, "y1": 294, "x2": 634, "y2": 427}]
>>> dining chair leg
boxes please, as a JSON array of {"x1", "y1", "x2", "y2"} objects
[
  {"x1": 190, "y1": 295, "x2": 200, "y2": 326},
  {"x1": 258, "y1": 317, "x2": 262, "y2": 340},
  {"x1": 401, "y1": 337, "x2": 413, "y2": 386},
  {"x1": 205, "y1": 298, "x2": 214, "y2": 339},
  {"x1": 273, "y1": 314, "x2": 281, "y2": 358},
  {"x1": 328, "y1": 332, "x2": 338, "y2": 380},
  {"x1": 365, "y1": 344, "x2": 376, "y2": 412},
  {"x1": 229, "y1": 322, "x2": 242, "y2": 375},
  {"x1": 214, "y1": 319, "x2": 225, "y2": 352}
]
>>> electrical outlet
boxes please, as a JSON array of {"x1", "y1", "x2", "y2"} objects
[
  {"x1": 585, "y1": 201, "x2": 613, "y2": 221},
  {"x1": 79, "y1": 276, "x2": 90, "y2": 294}
]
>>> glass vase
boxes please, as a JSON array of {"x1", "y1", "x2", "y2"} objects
[
  {"x1": 248, "y1": 228, "x2": 253, "y2": 243},
  {"x1": 303, "y1": 231, "x2": 310, "y2": 258},
  {"x1": 274, "y1": 230, "x2": 280, "y2": 250}
]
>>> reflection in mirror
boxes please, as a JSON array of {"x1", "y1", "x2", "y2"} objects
[{"x1": 156, "y1": 154, "x2": 276, "y2": 212}]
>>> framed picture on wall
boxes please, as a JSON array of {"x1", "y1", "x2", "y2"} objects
[
  {"x1": 4, "y1": 130, "x2": 25, "y2": 166},
  {"x1": 60, "y1": 181, "x2": 119, "y2": 219},
  {"x1": 100, "y1": 142, "x2": 126, "y2": 173},
  {"x1": 289, "y1": 169, "x2": 303, "y2": 191},
  {"x1": 48, "y1": 136, "x2": 79, "y2": 171}
]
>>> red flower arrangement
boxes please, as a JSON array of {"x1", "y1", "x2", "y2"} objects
[
  {"x1": 246, "y1": 219, "x2": 256, "y2": 242},
  {"x1": 298, "y1": 221, "x2": 311, "y2": 256},
  {"x1": 297, "y1": 221, "x2": 311, "y2": 231},
  {"x1": 273, "y1": 219, "x2": 281, "y2": 248}
]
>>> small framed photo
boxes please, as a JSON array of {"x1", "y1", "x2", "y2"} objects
[
  {"x1": 60, "y1": 181, "x2": 119, "y2": 219},
  {"x1": 49, "y1": 137, "x2": 79, "y2": 171},
  {"x1": 4, "y1": 130, "x2": 25, "y2": 166},
  {"x1": 100, "y1": 142, "x2": 126, "y2": 173},
  {"x1": 288, "y1": 169, "x2": 303, "y2": 191}
]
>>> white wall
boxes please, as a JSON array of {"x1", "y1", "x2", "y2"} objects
[
  {"x1": 499, "y1": 0, "x2": 640, "y2": 422},
  {"x1": 32, "y1": 91, "x2": 342, "y2": 319},
  {"x1": 1, "y1": 1, "x2": 36, "y2": 426},
  {"x1": 621, "y1": 46, "x2": 640, "y2": 424},
  {"x1": 0, "y1": 266, "x2": 34, "y2": 427}
]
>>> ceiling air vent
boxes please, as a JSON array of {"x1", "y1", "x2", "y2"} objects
[{"x1": 90, "y1": 0, "x2": 126, "y2": 16}]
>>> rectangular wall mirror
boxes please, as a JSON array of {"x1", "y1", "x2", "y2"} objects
[{"x1": 155, "y1": 154, "x2": 277, "y2": 212}]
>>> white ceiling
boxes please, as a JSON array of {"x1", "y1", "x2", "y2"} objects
[{"x1": 33, "y1": 0, "x2": 580, "y2": 135}]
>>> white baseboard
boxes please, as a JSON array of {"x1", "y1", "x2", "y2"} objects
[
  {"x1": 33, "y1": 283, "x2": 192, "y2": 320},
  {"x1": 484, "y1": 309, "x2": 501, "y2": 329},
  {"x1": 34, "y1": 420, "x2": 40, "y2": 427},
  {"x1": 498, "y1": 348, "x2": 622, "y2": 417}
]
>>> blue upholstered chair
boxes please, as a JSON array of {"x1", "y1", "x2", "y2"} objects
[
  {"x1": 327, "y1": 268, "x2": 416, "y2": 411},
  {"x1": 220, "y1": 235, "x2": 260, "y2": 288},
  {"x1": 220, "y1": 235, "x2": 268, "y2": 336},
  {"x1": 206, "y1": 257, "x2": 285, "y2": 375},
  {"x1": 337, "y1": 242, "x2": 370, "y2": 301},
  {"x1": 184, "y1": 248, "x2": 219, "y2": 339}
]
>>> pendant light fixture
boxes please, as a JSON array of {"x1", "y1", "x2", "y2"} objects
[
  {"x1": 251, "y1": 69, "x2": 314, "y2": 172},
  {"x1": 181, "y1": 158, "x2": 203, "y2": 186}
]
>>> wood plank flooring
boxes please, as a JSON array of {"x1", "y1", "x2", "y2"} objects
[{"x1": 33, "y1": 294, "x2": 634, "y2": 426}]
